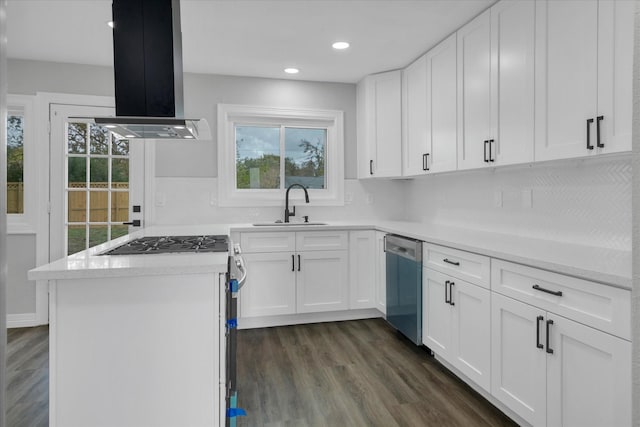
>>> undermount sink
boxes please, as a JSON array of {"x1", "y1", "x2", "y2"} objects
[{"x1": 252, "y1": 222, "x2": 328, "y2": 226}]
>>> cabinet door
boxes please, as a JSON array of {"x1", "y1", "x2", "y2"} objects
[
  {"x1": 596, "y1": 0, "x2": 633, "y2": 154},
  {"x1": 457, "y1": 9, "x2": 492, "y2": 170},
  {"x1": 450, "y1": 280, "x2": 491, "y2": 392},
  {"x1": 375, "y1": 231, "x2": 387, "y2": 314},
  {"x1": 349, "y1": 231, "x2": 376, "y2": 309},
  {"x1": 422, "y1": 269, "x2": 452, "y2": 359},
  {"x1": 297, "y1": 250, "x2": 349, "y2": 313},
  {"x1": 239, "y1": 252, "x2": 296, "y2": 318},
  {"x1": 427, "y1": 33, "x2": 458, "y2": 173},
  {"x1": 491, "y1": 293, "x2": 546, "y2": 427},
  {"x1": 546, "y1": 314, "x2": 631, "y2": 427},
  {"x1": 373, "y1": 70, "x2": 403, "y2": 177},
  {"x1": 535, "y1": 0, "x2": 599, "y2": 161},
  {"x1": 357, "y1": 76, "x2": 375, "y2": 179},
  {"x1": 491, "y1": 0, "x2": 535, "y2": 166},
  {"x1": 402, "y1": 55, "x2": 429, "y2": 176}
]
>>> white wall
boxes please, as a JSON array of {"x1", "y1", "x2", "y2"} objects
[
  {"x1": 405, "y1": 156, "x2": 631, "y2": 250},
  {"x1": 6, "y1": 234, "x2": 35, "y2": 315}
]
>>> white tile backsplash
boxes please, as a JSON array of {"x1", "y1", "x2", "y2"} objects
[
  {"x1": 151, "y1": 178, "x2": 407, "y2": 225},
  {"x1": 404, "y1": 156, "x2": 631, "y2": 250}
]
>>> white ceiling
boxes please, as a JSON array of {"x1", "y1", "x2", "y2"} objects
[{"x1": 6, "y1": 0, "x2": 495, "y2": 84}]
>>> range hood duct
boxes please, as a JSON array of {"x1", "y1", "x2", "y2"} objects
[{"x1": 91, "y1": 0, "x2": 203, "y2": 139}]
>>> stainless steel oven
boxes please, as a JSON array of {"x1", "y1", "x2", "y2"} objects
[{"x1": 226, "y1": 243, "x2": 247, "y2": 426}]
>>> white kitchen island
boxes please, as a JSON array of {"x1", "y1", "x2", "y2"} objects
[{"x1": 28, "y1": 225, "x2": 231, "y2": 427}]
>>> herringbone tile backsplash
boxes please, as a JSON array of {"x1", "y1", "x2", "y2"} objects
[{"x1": 405, "y1": 156, "x2": 631, "y2": 250}]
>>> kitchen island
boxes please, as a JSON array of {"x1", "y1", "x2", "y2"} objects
[{"x1": 28, "y1": 225, "x2": 231, "y2": 427}]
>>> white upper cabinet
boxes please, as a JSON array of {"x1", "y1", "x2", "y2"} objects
[
  {"x1": 357, "y1": 70, "x2": 403, "y2": 178},
  {"x1": 402, "y1": 54, "x2": 429, "y2": 176},
  {"x1": 458, "y1": 2, "x2": 536, "y2": 170},
  {"x1": 490, "y1": 0, "x2": 535, "y2": 166},
  {"x1": 457, "y1": 9, "x2": 492, "y2": 170},
  {"x1": 535, "y1": 0, "x2": 633, "y2": 161}
]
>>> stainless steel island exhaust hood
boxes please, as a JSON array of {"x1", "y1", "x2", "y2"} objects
[{"x1": 89, "y1": 0, "x2": 205, "y2": 139}]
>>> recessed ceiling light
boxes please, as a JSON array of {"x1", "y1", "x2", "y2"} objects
[
  {"x1": 284, "y1": 68, "x2": 299, "y2": 74},
  {"x1": 332, "y1": 41, "x2": 350, "y2": 50},
  {"x1": 107, "y1": 21, "x2": 114, "y2": 28}
]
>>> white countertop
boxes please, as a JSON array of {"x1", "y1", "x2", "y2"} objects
[
  {"x1": 28, "y1": 225, "x2": 232, "y2": 281},
  {"x1": 30, "y1": 221, "x2": 631, "y2": 289}
]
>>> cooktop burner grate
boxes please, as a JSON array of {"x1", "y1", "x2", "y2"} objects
[{"x1": 102, "y1": 235, "x2": 229, "y2": 255}]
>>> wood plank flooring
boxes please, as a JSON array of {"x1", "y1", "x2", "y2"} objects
[
  {"x1": 6, "y1": 325, "x2": 49, "y2": 427},
  {"x1": 237, "y1": 319, "x2": 517, "y2": 427},
  {"x1": 6, "y1": 320, "x2": 517, "y2": 427}
]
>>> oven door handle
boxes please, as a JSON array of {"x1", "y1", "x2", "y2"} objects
[{"x1": 234, "y1": 255, "x2": 248, "y2": 289}]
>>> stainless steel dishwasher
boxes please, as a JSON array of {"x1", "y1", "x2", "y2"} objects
[{"x1": 385, "y1": 234, "x2": 423, "y2": 345}]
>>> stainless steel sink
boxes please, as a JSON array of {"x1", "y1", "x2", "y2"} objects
[{"x1": 252, "y1": 222, "x2": 328, "y2": 226}]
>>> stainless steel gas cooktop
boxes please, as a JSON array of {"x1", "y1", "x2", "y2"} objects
[{"x1": 102, "y1": 235, "x2": 229, "y2": 255}]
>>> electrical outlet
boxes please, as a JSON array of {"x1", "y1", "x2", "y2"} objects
[
  {"x1": 209, "y1": 192, "x2": 217, "y2": 206},
  {"x1": 522, "y1": 189, "x2": 533, "y2": 208},
  {"x1": 494, "y1": 190, "x2": 503, "y2": 208},
  {"x1": 155, "y1": 192, "x2": 166, "y2": 207},
  {"x1": 366, "y1": 193, "x2": 374, "y2": 204},
  {"x1": 345, "y1": 192, "x2": 354, "y2": 204}
]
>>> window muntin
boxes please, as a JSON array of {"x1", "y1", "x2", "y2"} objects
[{"x1": 66, "y1": 121, "x2": 131, "y2": 254}]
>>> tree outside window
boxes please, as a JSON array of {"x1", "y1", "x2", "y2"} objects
[{"x1": 6, "y1": 114, "x2": 24, "y2": 214}]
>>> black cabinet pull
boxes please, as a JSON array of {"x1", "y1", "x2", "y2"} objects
[
  {"x1": 546, "y1": 319, "x2": 554, "y2": 354},
  {"x1": 292, "y1": 254, "x2": 295, "y2": 272},
  {"x1": 297, "y1": 254, "x2": 301, "y2": 271},
  {"x1": 443, "y1": 258, "x2": 460, "y2": 266},
  {"x1": 423, "y1": 153, "x2": 430, "y2": 171},
  {"x1": 532, "y1": 284, "x2": 563, "y2": 297},
  {"x1": 586, "y1": 118, "x2": 594, "y2": 150},
  {"x1": 449, "y1": 282, "x2": 455, "y2": 306},
  {"x1": 483, "y1": 140, "x2": 489, "y2": 162},
  {"x1": 596, "y1": 115, "x2": 604, "y2": 148},
  {"x1": 369, "y1": 159, "x2": 374, "y2": 175},
  {"x1": 123, "y1": 220, "x2": 141, "y2": 227},
  {"x1": 536, "y1": 316, "x2": 544, "y2": 349},
  {"x1": 489, "y1": 139, "x2": 495, "y2": 162},
  {"x1": 445, "y1": 280, "x2": 450, "y2": 304}
]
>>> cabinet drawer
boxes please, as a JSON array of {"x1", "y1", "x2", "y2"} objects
[
  {"x1": 240, "y1": 232, "x2": 295, "y2": 253},
  {"x1": 491, "y1": 259, "x2": 630, "y2": 340},
  {"x1": 424, "y1": 243, "x2": 490, "y2": 288},
  {"x1": 296, "y1": 231, "x2": 348, "y2": 251}
]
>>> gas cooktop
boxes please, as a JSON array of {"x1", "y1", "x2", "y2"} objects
[{"x1": 102, "y1": 235, "x2": 229, "y2": 255}]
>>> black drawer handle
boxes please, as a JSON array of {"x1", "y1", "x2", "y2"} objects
[
  {"x1": 445, "y1": 280, "x2": 450, "y2": 304},
  {"x1": 297, "y1": 254, "x2": 301, "y2": 271},
  {"x1": 488, "y1": 139, "x2": 495, "y2": 162},
  {"x1": 292, "y1": 254, "x2": 295, "y2": 271},
  {"x1": 532, "y1": 284, "x2": 563, "y2": 297},
  {"x1": 483, "y1": 140, "x2": 489, "y2": 162},
  {"x1": 536, "y1": 316, "x2": 544, "y2": 349},
  {"x1": 423, "y1": 153, "x2": 430, "y2": 171},
  {"x1": 596, "y1": 115, "x2": 604, "y2": 148},
  {"x1": 449, "y1": 282, "x2": 455, "y2": 306},
  {"x1": 586, "y1": 118, "x2": 594, "y2": 150},
  {"x1": 546, "y1": 319, "x2": 554, "y2": 354},
  {"x1": 443, "y1": 258, "x2": 460, "y2": 266},
  {"x1": 369, "y1": 159, "x2": 374, "y2": 175}
]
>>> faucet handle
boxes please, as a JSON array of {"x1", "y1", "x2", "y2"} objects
[{"x1": 303, "y1": 215, "x2": 309, "y2": 223}]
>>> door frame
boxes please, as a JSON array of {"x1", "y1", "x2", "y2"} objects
[{"x1": 33, "y1": 92, "x2": 155, "y2": 325}]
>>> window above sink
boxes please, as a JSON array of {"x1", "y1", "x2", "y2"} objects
[{"x1": 217, "y1": 104, "x2": 345, "y2": 207}]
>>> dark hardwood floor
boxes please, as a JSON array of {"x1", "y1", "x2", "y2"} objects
[
  {"x1": 6, "y1": 319, "x2": 517, "y2": 427},
  {"x1": 6, "y1": 325, "x2": 49, "y2": 427},
  {"x1": 237, "y1": 318, "x2": 517, "y2": 427}
]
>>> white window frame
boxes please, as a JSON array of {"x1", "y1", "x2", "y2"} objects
[
  {"x1": 217, "y1": 104, "x2": 344, "y2": 207},
  {"x1": 6, "y1": 94, "x2": 36, "y2": 233}
]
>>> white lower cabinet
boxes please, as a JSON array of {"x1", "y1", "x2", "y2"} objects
[
  {"x1": 375, "y1": 231, "x2": 387, "y2": 314},
  {"x1": 491, "y1": 292, "x2": 631, "y2": 427},
  {"x1": 423, "y1": 268, "x2": 491, "y2": 392},
  {"x1": 241, "y1": 252, "x2": 297, "y2": 317},
  {"x1": 349, "y1": 230, "x2": 377, "y2": 309},
  {"x1": 296, "y1": 250, "x2": 349, "y2": 313}
]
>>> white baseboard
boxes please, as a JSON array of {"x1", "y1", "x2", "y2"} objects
[
  {"x1": 7, "y1": 312, "x2": 40, "y2": 328},
  {"x1": 238, "y1": 308, "x2": 383, "y2": 329}
]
